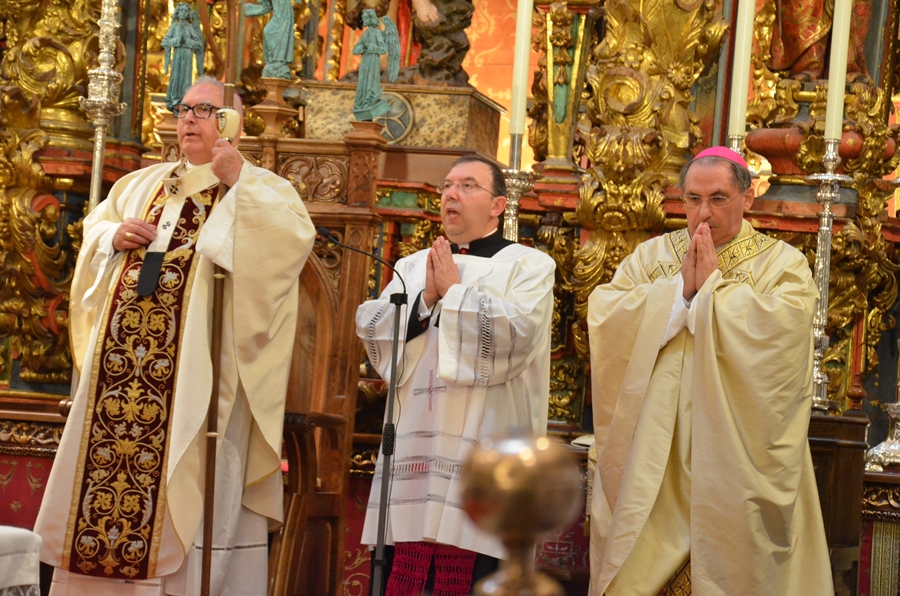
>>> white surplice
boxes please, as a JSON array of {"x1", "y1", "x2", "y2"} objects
[{"x1": 356, "y1": 243, "x2": 556, "y2": 559}]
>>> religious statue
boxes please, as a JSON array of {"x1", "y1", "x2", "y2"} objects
[
  {"x1": 768, "y1": 0, "x2": 872, "y2": 81},
  {"x1": 161, "y1": 2, "x2": 204, "y2": 110},
  {"x1": 398, "y1": 0, "x2": 473, "y2": 86},
  {"x1": 352, "y1": 9, "x2": 400, "y2": 121},
  {"x1": 343, "y1": 0, "x2": 471, "y2": 86},
  {"x1": 245, "y1": 0, "x2": 295, "y2": 79}
]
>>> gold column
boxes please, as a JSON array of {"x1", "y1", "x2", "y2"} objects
[
  {"x1": 570, "y1": 0, "x2": 727, "y2": 356},
  {"x1": 530, "y1": 0, "x2": 596, "y2": 172},
  {"x1": 0, "y1": 1, "x2": 113, "y2": 388}
]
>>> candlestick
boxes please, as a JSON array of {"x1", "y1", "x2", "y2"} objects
[
  {"x1": 510, "y1": 0, "x2": 534, "y2": 136},
  {"x1": 726, "y1": 0, "x2": 755, "y2": 137},
  {"x1": 501, "y1": 168, "x2": 534, "y2": 242},
  {"x1": 824, "y1": 0, "x2": 853, "y2": 139},
  {"x1": 806, "y1": 139, "x2": 852, "y2": 413}
]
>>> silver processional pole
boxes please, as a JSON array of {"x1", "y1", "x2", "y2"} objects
[{"x1": 80, "y1": 0, "x2": 126, "y2": 213}]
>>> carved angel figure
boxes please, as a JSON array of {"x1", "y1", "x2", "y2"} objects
[
  {"x1": 352, "y1": 10, "x2": 400, "y2": 121},
  {"x1": 245, "y1": 0, "x2": 295, "y2": 79}
]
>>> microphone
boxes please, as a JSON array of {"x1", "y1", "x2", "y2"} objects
[
  {"x1": 316, "y1": 226, "x2": 407, "y2": 295},
  {"x1": 317, "y1": 226, "x2": 406, "y2": 596}
]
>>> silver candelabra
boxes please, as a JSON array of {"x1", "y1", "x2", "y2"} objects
[
  {"x1": 805, "y1": 138, "x2": 852, "y2": 413},
  {"x1": 503, "y1": 133, "x2": 535, "y2": 242}
]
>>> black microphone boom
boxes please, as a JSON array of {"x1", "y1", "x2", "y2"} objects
[
  {"x1": 317, "y1": 226, "x2": 407, "y2": 295},
  {"x1": 317, "y1": 225, "x2": 406, "y2": 596}
]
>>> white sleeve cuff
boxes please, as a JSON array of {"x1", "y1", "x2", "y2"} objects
[
  {"x1": 417, "y1": 293, "x2": 434, "y2": 320},
  {"x1": 81, "y1": 224, "x2": 121, "y2": 312},
  {"x1": 661, "y1": 276, "x2": 691, "y2": 347}
]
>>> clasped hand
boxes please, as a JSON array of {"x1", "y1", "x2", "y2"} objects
[
  {"x1": 423, "y1": 237, "x2": 460, "y2": 307},
  {"x1": 682, "y1": 222, "x2": 718, "y2": 301}
]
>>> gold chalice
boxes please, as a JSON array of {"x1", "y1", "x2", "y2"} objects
[{"x1": 461, "y1": 432, "x2": 583, "y2": 596}]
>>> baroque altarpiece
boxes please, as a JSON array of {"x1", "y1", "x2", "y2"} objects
[{"x1": 2, "y1": 0, "x2": 900, "y2": 593}]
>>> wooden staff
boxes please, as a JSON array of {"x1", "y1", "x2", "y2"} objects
[
  {"x1": 201, "y1": 1, "x2": 240, "y2": 594},
  {"x1": 195, "y1": 0, "x2": 225, "y2": 75}
]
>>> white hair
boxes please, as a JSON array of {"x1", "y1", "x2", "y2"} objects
[{"x1": 190, "y1": 75, "x2": 244, "y2": 113}]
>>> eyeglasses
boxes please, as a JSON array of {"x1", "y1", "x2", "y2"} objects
[
  {"x1": 681, "y1": 190, "x2": 744, "y2": 209},
  {"x1": 172, "y1": 103, "x2": 222, "y2": 119},
  {"x1": 439, "y1": 180, "x2": 498, "y2": 197}
]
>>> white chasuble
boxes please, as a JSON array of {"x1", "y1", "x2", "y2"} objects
[
  {"x1": 356, "y1": 243, "x2": 556, "y2": 559},
  {"x1": 35, "y1": 159, "x2": 315, "y2": 595},
  {"x1": 587, "y1": 221, "x2": 834, "y2": 596}
]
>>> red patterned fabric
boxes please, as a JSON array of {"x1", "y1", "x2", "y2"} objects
[
  {"x1": 433, "y1": 545, "x2": 477, "y2": 596},
  {"x1": 387, "y1": 542, "x2": 433, "y2": 596},
  {"x1": 387, "y1": 542, "x2": 477, "y2": 596},
  {"x1": 64, "y1": 181, "x2": 220, "y2": 579}
]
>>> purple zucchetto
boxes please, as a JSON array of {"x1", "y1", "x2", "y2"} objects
[{"x1": 694, "y1": 146, "x2": 749, "y2": 171}]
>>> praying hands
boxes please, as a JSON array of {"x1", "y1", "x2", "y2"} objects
[
  {"x1": 681, "y1": 222, "x2": 719, "y2": 301},
  {"x1": 423, "y1": 236, "x2": 460, "y2": 307}
]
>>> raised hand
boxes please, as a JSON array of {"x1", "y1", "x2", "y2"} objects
[
  {"x1": 693, "y1": 222, "x2": 719, "y2": 291},
  {"x1": 210, "y1": 138, "x2": 243, "y2": 187},
  {"x1": 424, "y1": 247, "x2": 439, "y2": 307},
  {"x1": 682, "y1": 232, "x2": 697, "y2": 300}
]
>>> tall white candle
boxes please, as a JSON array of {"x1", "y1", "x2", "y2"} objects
[
  {"x1": 510, "y1": 0, "x2": 535, "y2": 136},
  {"x1": 824, "y1": 0, "x2": 853, "y2": 140},
  {"x1": 726, "y1": 0, "x2": 755, "y2": 138}
]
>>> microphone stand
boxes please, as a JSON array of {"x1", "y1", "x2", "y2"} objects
[{"x1": 316, "y1": 228, "x2": 404, "y2": 596}]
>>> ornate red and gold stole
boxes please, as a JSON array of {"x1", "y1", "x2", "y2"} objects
[{"x1": 63, "y1": 174, "x2": 220, "y2": 580}]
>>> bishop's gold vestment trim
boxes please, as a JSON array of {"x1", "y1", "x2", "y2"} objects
[{"x1": 647, "y1": 227, "x2": 778, "y2": 286}]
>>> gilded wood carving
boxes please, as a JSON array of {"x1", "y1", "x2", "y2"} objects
[{"x1": 571, "y1": 0, "x2": 725, "y2": 357}]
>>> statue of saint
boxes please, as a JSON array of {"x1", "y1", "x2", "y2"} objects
[
  {"x1": 768, "y1": 0, "x2": 872, "y2": 81},
  {"x1": 352, "y1": 9, "x2": 400, "y2": 121},
  {"x1": 344, "y1": 0, "x2": 471, "y2": 86},
  {"x1": 245, "y1": 0, "x2": 295, "y2": 79},
  {"x1": 161, "y1": 2, "x2": 204, "y2": 110}
]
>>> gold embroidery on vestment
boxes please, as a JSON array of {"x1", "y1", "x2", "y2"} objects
[
  {"x1": 648, "y1": 227, "x2": 778, "y2": 286},
  {"x1": 63, "y1": 179, "x2": 218, "y2": 580}
]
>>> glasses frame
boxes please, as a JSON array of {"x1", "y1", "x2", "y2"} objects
[
  {"x1": 681, "y1": 189, "x2": 746, "y2": 210},
  {"x1": 172, "y1": 102, "x2": 222, "y2": 120},
  {"x1": 439, "y1": 180, "x2": 499, "y2": 198}
]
